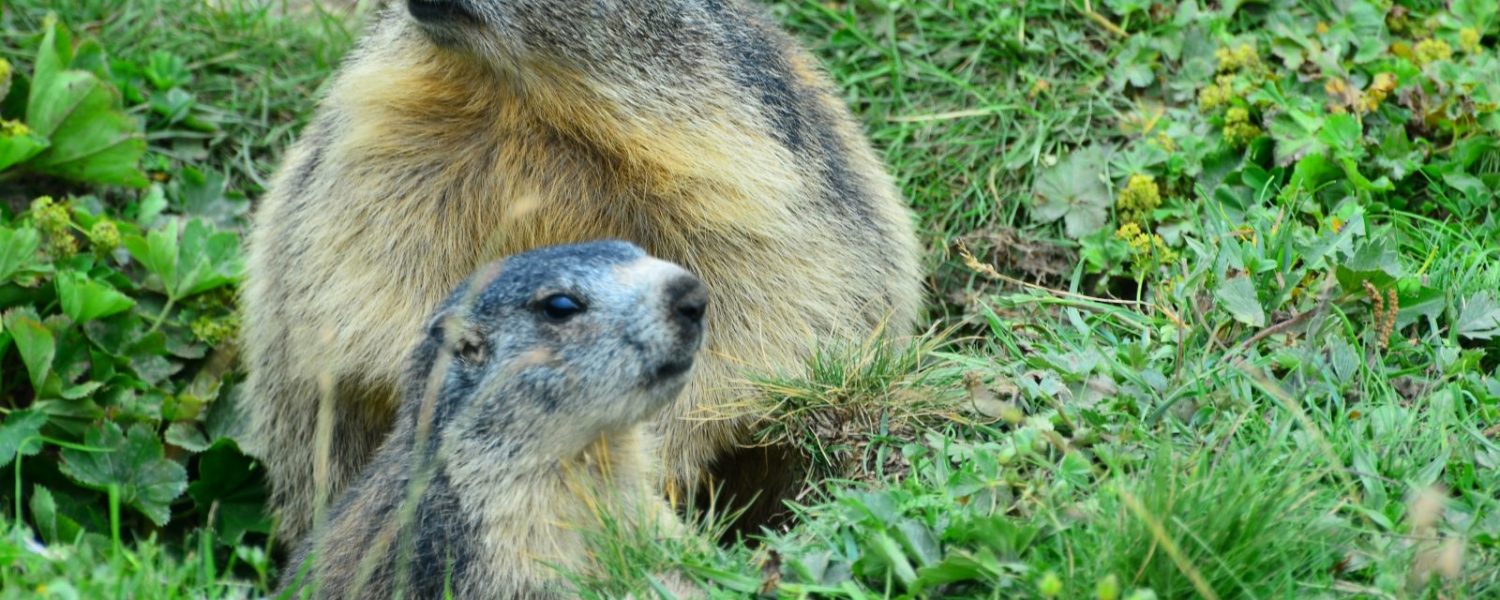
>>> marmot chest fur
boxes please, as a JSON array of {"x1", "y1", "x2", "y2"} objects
[
  {"x1": 278, "y1": 240, "x2": 707, "y2": 599},
  {"x1": 242, "y1": 0, "x2": 925, "y2": 547}
]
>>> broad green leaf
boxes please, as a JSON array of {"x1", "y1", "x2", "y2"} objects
[
  {"x1": 124, "y1": 219, "x2": 180, "y2": 295},
  {"x1": 1285, "y1": 153, "x2": 1338, "y2": 197},
  {"x1": 0, "y1": 226, "x2": 42, "y2": 282},
  {"x1": 1372, "y1": 128, "x2": 1425, "y2": 181},
  {"x1": 29, "y1": 484, "x2": 82, "y2": 544},
  {"x1": 914, "y1": 551, "x2": 999, "y2": 590},
  {"x1": 60, "y1": 422, "x2": 188, "y2": 527},
  {"x1": 1397, "y1": 284, "x2": 1446, "y2": 329},
  {"x1": 177, "y1": 219, "x2": 244, "y2": 296},
  {"x1": 1318, "y1": 113, "x2": 1364, "y2": 160},
  {"x1": 1342, "y1": 1, "x2": 1389, "y2": 64},
  {"x1": 1111, "y1": 37, "x2": 1158, "y2": 90},
  {"x1": 187, "y1": 439, "x2": 271, "y2": 545},
  {"x1": 0, "y1": 409, "x2": 47, "y2": 468},
  {"x1": 1030, "y1": 146, "x2": 1112, "y2": 239},
  {"x1": 4, "y1": 309, "x2": 55, "y2": 391},
  {"x1": 1336, "y1": 237, "x2": 1404, "y2": 290},
  {"x1": 1340, "y1": 157, "x2": 1393, "y2": 193},
  {"x1": 124, "y1": 218, "x2": 243, "y2": 299},
  {"x1": 1216, "y1": 275, "x2": 1266, "y2": 327},
  {"x1": 56, "y1": 271, "x2": 135, "y2": 323},
  {"x1": 164, "y1": 421, "x2": 210, "y2": 453},
  {"x1": 1455, "y1": 292, "x2": 1500, "y2": 341},
  {"x1": 136, "y1": 184, "x2": 168, "y2": 228},
  {"x1": 1453, "y1": 0, "x2": 1498, "y2": 31},
  {"x1": 1266, "y1": 108, "x2": 1326, "y2": 166},
  {"x1": 173, "y1": 167, "x2": 249, "y2": 226},
  {"x1": 23, "y1": 17, "x2": 147, "y2": 187},
  {"x1": 0, "y1": 126, "x2": 49, "y2": 171}
]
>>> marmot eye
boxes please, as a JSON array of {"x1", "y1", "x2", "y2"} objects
[{"x1": 539, "y1": 294, "x2": 585, "y2": 321}]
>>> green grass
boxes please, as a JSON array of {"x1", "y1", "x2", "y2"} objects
[{"x1": 3, "y1": 0, "x2": 1500, "y2": 598}]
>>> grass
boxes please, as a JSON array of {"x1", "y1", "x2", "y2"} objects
[{"x1": 3, "y1": 0, "x2": 1500, "y2": 598}]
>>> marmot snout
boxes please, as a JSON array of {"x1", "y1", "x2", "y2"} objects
[{"x1": 279, "y1": 240, "x2": 705, "y2": 599}]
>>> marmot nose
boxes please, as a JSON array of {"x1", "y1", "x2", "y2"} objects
[{"x1": 666, "y1": 274, "x2": 708, "y2": 329}]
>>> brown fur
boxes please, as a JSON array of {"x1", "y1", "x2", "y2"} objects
[{"x1": 242, "y1": 0, "x2": 924, "y2": 548}]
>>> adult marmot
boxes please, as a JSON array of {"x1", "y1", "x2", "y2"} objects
[
  {"x1": 242, "y1": 0, "x2": 924, "y2": 547},
  {"x1": 278, "y1": 240, "x2": 706, "y2": 599}
]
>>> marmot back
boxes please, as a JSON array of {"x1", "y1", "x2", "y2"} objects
[
  {"x1": 242, "y1": 0, "x2": 925, "y2": 547},
  {"x1": 278, "y1": 240, "x2": 706, "y2": 599}
]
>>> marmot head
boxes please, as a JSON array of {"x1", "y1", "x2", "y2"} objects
[
  {"x1": 402, "y1": 240, "x2": 708, "y2": 461},
  {"x1": 400, "y1": 0, "x2": 716, "y2": 81}
]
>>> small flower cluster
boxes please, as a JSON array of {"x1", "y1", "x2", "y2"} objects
[
  {"x1": 191, "y1": 314, "x2": 241, "y2": 346},
  {"x1": 1413, "y1": 38, "x2": 1453, "y2": 66},
  {"x1": 1214, "y1": 44, "x2": 1260, "y2": 74},
  {"x1": 1363, "y1": 72, "x2": 1398, "y2": 113},
  {"x1": 1198, "y1": 75, "x2": 1237, "y2": 112},
  {"x1": 1, "y1": 118, "x2": 30, "y2": 137},
  {"x1": 29, "y1": 196, "x2": 79, "y2": 258},
  {"x1": 1199, "y1": 43, "x2": 1267, "y2": 146},
  {"x1": 89, "y1": 220, "x2": 122, "y2": 253},
  {"x1": 1223, "y1": 107, "x2": 1261, "y2": 147},
  {"x1": 1116, "y1": 174, "x2": 1161, "y2": 226},
  {"x1": 28, "y1": 196, "x2": 124, "y2": 258},
  {"x1": 1115, "y1": 222, "x2": 1178, "y2": 271},
  {"x1": 1459, "y1": 28, "x2": 1481, "y2": 55}
]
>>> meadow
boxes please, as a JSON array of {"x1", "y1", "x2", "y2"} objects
[{"x1": 1, "y1": 0, "x2": 1498, "y2": 598}]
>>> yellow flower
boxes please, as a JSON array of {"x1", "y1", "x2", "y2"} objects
[
  {"x1": 1315, "y1": 22, "x2": 1330, "y2": 35},
  {"x1": 1460, "y1": 28, "x2": 1481, "y2": 54},
  {"x1": 1361, "y1": 72, "x2": 1397, "y2": 113},
  {"x1": 191, "y1": 315, "x2": 241, "y2": 346},
  {"x1": 1324, "y1": 77, "x2": 1348, "y2": 97},
  {"x1": 1223, "y1": 107, "x2": 1262, "y2": 146},
  {"x1": 1199, "y1": 84, "x2": 1228, "y2": 111},
  {"x1": 1215, "y1": 44, "x2": 1260, "y2": 73},
  {"x1": 1198, "y1": 74, "x2": 1241, "y2": 112},
  {"x1": 1391, "y1": 41, "x2": 1413, "y2": 60},
  {"x1": 0, "y1": 118, "x2": 30, "y2": 137},
  {"x1": 1414, "y1": 38, "x2": 1452, "y2": 66},
  {"x1": 1116, "y1": 223, "x2": 1178, "y2": 269},
  {"x1": 30, "y1": 196, "x2": 79, "y2": 258},
  {"x1": 1117, "y1": 174, "x2": 1162, "y2": 226},
  {"x1": 1153, "y1": 132, "x2": 1176, "y2": 152},
  {"x1": 89, "y1": 220, "x2": 122, "y2": 253},
  {"x1": 30, "y1": 196, "x2": 71, "y2": 234}
]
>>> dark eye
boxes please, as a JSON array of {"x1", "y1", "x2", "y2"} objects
[{"x1": 539, "y1": 294, "x2": 585, "y2": 321}]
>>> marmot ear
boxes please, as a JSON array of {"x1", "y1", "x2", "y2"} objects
[{"x1": 453, "y1": 328, "x2": 490, "y2": 364}]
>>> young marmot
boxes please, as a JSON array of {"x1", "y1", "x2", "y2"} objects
[
  {"x1": 277, "y1": 240, "x2": 706, "y2": 599},
  {"x1": 242, "y1": 0, "x2": 925, "y2": 546}
]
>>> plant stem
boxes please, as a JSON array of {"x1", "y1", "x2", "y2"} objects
[{"x1": 147, "y1": 295, "x2": 177, "y2": 334}]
